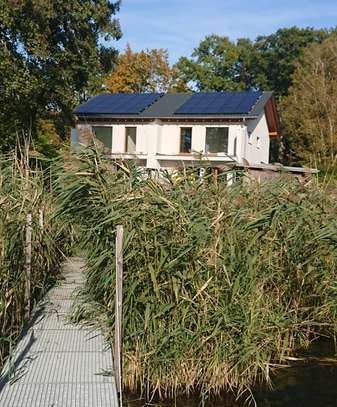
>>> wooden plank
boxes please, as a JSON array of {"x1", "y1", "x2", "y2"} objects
[
  {"x1": 114, "y1": 225, "x2": 124, "y2": 403},
  {"x1": 24, "y1": 213, "x2": 32, "y2": 320},
  {"x1": 264, "y1": 97, "x2": 280, "y2": 136},
  {"x1": 269, "y1": 131, "x2": 279, "y2": 137}
]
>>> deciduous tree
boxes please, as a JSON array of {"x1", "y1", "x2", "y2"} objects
[
  {"x1": 175, "y1": 28, "x2": 330, "y2": 96},
  {"x1": 104, "y1": 45, "x2": 186, "y2": 93},
  {"x1": 281, "y1": 35, "x2": 337, "y2": 167},
  {"x1": 252, "y1": 27, "x2": 329, "y2": 97},
  {"x1": 175, "y1": 35, "x2": 253, "y2": 91},
  {"x1": 0, "y1": 0, "x2": 121, "y2": 150}
]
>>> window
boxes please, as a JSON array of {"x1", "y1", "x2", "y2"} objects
[
  {"x1": 233, "y1": 137, "x2": 237, "y2": 157},
  {"x1": 125, "y1": 127, "x2": 137, "y2": 153},
  {"x1": 248, "y1": 131, "x2": 252, "y2": 144},
  {"x1": 180, "y1": 127, "x2": 192, "y2": 153},
  {"x1": 92, "y1": 126, "x2": 112, "y2": 150},
  {"x1": 256, "y1": 136, "x2": 261, "y2": 149},
  {"x1": 205, "y1": 127, "x2": 228, "y2": 153}
]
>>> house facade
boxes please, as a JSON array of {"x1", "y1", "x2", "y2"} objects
[{"x1": 72, "y1": 91, "x2": 280, "y2": 170}]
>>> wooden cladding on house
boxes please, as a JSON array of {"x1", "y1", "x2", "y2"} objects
[{"x1": 264, "y1": 97, "x2": 280, "y2": 137}]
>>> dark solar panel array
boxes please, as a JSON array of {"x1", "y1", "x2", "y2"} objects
[
  {"x1": 174, "y1": 91, "x2": 262, "y2": 115},
  {"x1": 74, "y1": 93, "x2": 163, "y2": 114}
]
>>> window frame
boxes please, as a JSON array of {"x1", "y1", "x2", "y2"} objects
[
  {"x1": 205, "y1": 126, "x2": 229, "y2": 154},
  {"x1": 248, "y1": 131, "x2": 253, "y2": 145},
  {"x1": 179, "y1": 127, "x2": 193, "y2": 154},
  {"x1": 256, "y1": 135, "x2": 261, "y2": 149},
  {"x1": 92, "y1": 125, "x2": 113, "y2": 151},
  {"x1": 233, "y1": 137, "x2": 237, "y2": 157},
  {"x1": 125, "y1": 126, "x2": 137, "y2": 153}
]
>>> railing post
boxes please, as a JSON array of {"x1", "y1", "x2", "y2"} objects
[
  {"x1": 115, "y1": 225, "x2": 124, "y2": 404},
  {"x1": 24, "y1": 213, "x2": 32, "y2": 320},
  {"x1": 39, "y1": 208, "x2": 44, "y2": 230}
]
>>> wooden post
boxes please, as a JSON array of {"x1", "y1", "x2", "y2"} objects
[
  {"x1": 24, "y1": 213, "x2": 32, "y2": 320},
  {"x1": 114, "y1": 225, "x2": 124, "y2": 403},
  {"x1": 39, "y1": 208, "x2": 44, "y2": 230}
]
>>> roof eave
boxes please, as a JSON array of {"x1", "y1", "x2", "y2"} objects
[
  {"x1": 75, "y1": 113, "x2": 259, "y2": 121},
  {"x1": 249, "y1": 91, "x2": 273, "y2": 116}
]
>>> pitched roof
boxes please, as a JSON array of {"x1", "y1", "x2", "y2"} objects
[
  {"x1": 74, "y1": 93, "x2": 163, "y2": 115},
  {"x1": 74, "y1": 91, "x2": 273, "y2": 119},
  {"x1": 141, "y1": 93, "x2": 191, "y2": 117}
]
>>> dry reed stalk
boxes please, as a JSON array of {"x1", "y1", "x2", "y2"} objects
[{"x1": 56, "y1": 148, "x2": 337, "y2": 404}]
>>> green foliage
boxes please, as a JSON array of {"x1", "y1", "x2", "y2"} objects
[
  {"x1": 175, "y1": 35, "x2": 253, "y2": 91},
  {"x1": 0, "y1": 0, "x2": 121, "y2": 150},
  {"x1": 176, "y1": 28, "x2": 330, "y2": 97},
  {"x1": 57, "y1": 149, "x2": 337, "y2": 402},
  {"x1": 0, "y1": 43, "x2": 39, "y2": 149},
  {"x1": 252, "y1": 27, "x2": 330, "y2": 97},
  {"x1": 281, "y1": 35, "x2": 337, "y2": 169},
  {"x1": 35, "y1": 119, "x2": 63, "y2": 158}
]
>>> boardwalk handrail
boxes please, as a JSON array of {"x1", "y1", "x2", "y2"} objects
[{"x1": 115, "y1": 225, "x2": 124, "y2": 406}]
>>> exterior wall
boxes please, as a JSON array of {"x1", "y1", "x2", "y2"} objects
[
  {"x1": 74, "y1": 117, "x2": 270, "y2": 168},
  {"x1": 244, "y1": 112, "x2": 270, "y2": 164},
  {"x1": 111, "y1": 124, "x2": 150, "y2": 154},
  {"x1": 158, "y1": 123, "x2": 243, "y2": 158},
  {"x1": 146, "y1": 120, "x2": 161, "y2": 169}
]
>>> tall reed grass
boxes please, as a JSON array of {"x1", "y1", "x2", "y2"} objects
[
  {"x1": 0, "y1": 153, "x2": 73, "y2": 369},
  {"x1": 57, "y1": 149, "x2": 337, "y2": 403}
]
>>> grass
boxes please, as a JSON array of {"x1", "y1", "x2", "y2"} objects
[
  {"x1": 0, "y1": 151, "x2": 73, "y2": 370},
  {"x1": 56, "y1": 148, "x2": 337, "y2": 404}
]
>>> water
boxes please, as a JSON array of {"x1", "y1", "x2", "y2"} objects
[
  {"x1": 124, "y1": 340, "x2": 337, "y2": 406},
  {"x1": 256, "y1": 339, "x2": 337, "y2": 407},
  {"x1": 124, "y1": 393, "x2": 239, "y2": 407}
]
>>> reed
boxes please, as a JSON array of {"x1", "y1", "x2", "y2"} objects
[
  {"x1": 0, "y1": 152, "x2": 73, "y2": 369},
  {"x1": 57, "y1": 148, "x2": 337, "y2": 403}
]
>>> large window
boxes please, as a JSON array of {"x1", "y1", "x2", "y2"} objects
[
  {"x1": 180, "y1": 127, "x2": 192, "y2": 153},
  {"x1": 92, "y1": 126, "x2": 112, "y2": 150},
  {"x1": 125, "y1": 127, "x2": 137, "y2": 153},
  {"x1": 205, "y1": 127, "x2": 229, "y2": 153}
]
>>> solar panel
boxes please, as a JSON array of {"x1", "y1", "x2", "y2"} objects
[
  {"x1": 174, "y1": 91, "x2": 262, "y2": 115},
  {"x1": 74, "y1": 93, "x2": 164, "y2": 115}
]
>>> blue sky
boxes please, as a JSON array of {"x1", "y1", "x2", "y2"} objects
[{"x1": 115, "y1": 0, "x2": 337, "y2": 63}]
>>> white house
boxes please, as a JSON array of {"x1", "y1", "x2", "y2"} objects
[{"x1": 72, "y1": 91, "x2": 280, "y2": 170}]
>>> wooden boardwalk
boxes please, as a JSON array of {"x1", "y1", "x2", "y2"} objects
[{"x1": 0, "y1": 257, "x2": 118, "y2": 407}]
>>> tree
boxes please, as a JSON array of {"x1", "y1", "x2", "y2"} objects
[
  {"x1": 175, "y1": 35, "x2": 254, "y2": 91},
  {"x1": 281, "y1": 35, "x2": 337, "y2": 167},
  {"x1": 104, "y1": 45, "x2": 186, "y2": 93},
  {"x1": 251, "y1": 27, "x2": 330, "y2": 97},
  {"x1": 0, "y1": 0, "x2": 121, "y2": 151},
  {"x1": 0, "y1": 40, "x2": 38, "y2": 149},
  {"x1": 175, "y1": 28, "x2": 330, "y2": 96}
]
